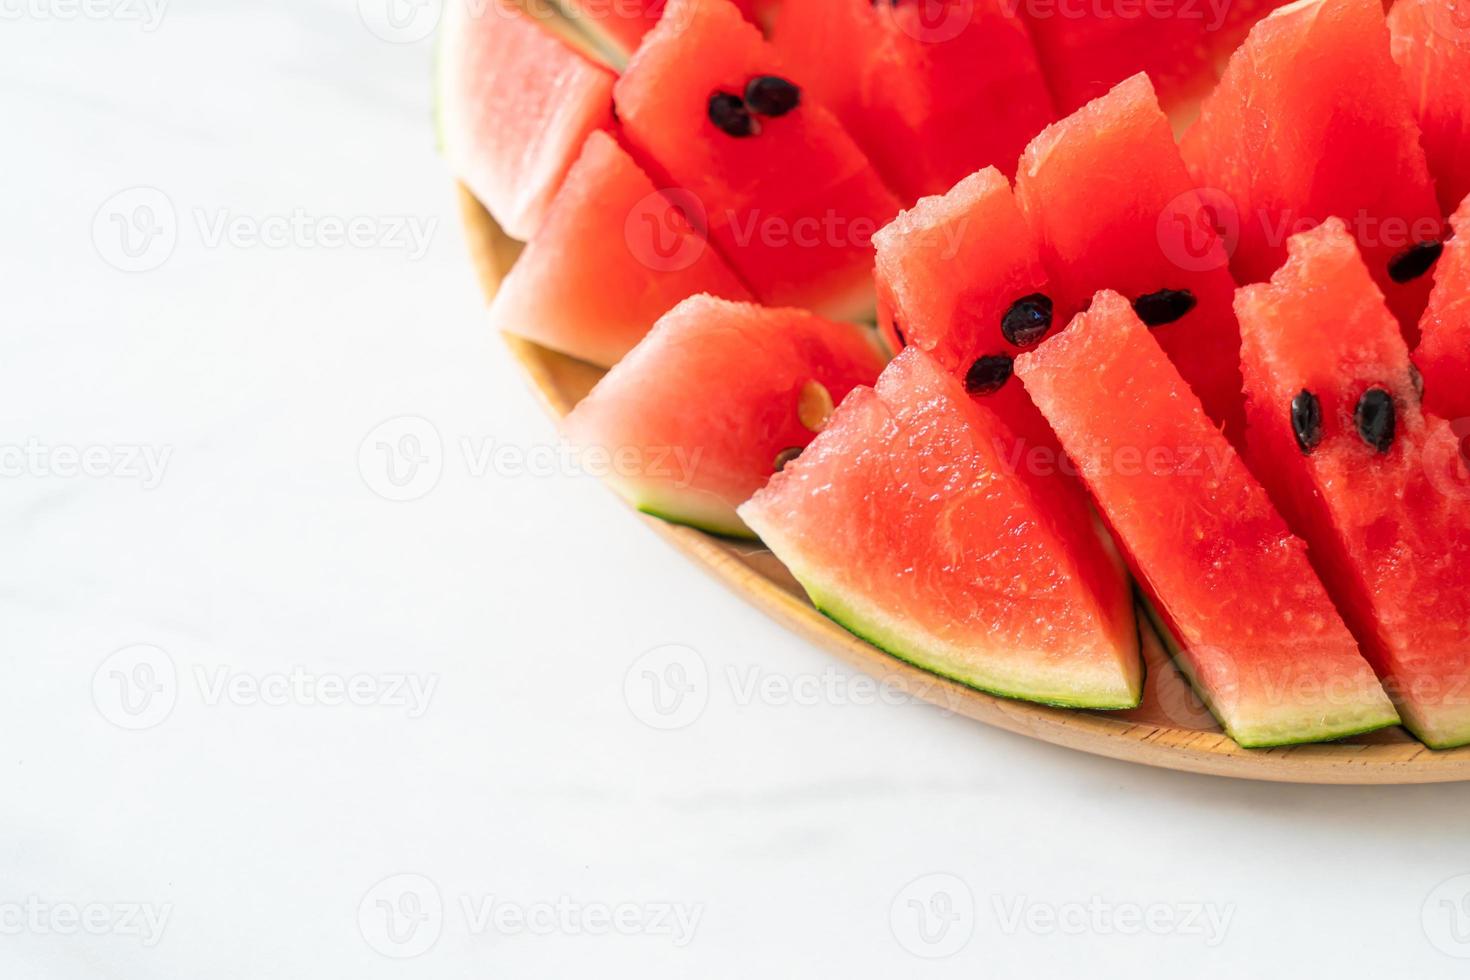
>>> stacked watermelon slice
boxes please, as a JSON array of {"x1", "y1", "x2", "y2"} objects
[{"x1": 440, "y1": 0, "x2": 1470, "y2": 749}]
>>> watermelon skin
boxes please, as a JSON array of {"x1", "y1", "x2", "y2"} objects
[
  {"x1": 612, "y1": 0, "x2": 902, "y2": 321},
  {"x1": 489, "y1": 132, "x2": 753, "y2": 368},
  {"x1": 1014, "y1": 74, "x2": 1247, "y2": 444},
  {"x1": 437, "y1": 0, "x2": 616, "y2": 242},
  {"x1": 1180, "y1": 0, "x2": 1444, "y2": 336},
  {"x1": 1416, "y1": 194, "x2": 1470, "y2": 420},
  {"x1": 562, "y1": 296, "x2": 885, "y2": 537},
  {"x1": 1390, "y1": 0, "x2": 1470, "y2": 216},
  {"x1": 739, "y1": 349, "x2": 1142, "y2": 710},
  {"x1": 1015, "y1": 291, "x2": 1399, "y2": 747},
  {"x1": 767, "y1": 0, "x2": 1056, "y2": 202},
  {"x1": 1235, "y1": 220, "x2": 1470, "y2": 748}
]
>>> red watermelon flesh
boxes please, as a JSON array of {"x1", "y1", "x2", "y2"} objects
[
  {"x1": 562, "y1": 295, "x2": 885, "y2": 537},
  {"x1": 489, "y1": 131, "x2": 753, "y2": 368},
  {"x1": 767, "y1": 0, "x2": 1056, "y2": 202},
  {"x1": 1180, "y1": 0, "x2": 1444, "y2": 335},
  {"x1": 554, "y1": 0, "x2": 758, "y2": 65},
  {"x1": 1416, "y1": 193, "x2": 1470, "y2": 420},
  {"x1": 437, "y1": 0, "x2": 616, "y2": 241},
  {"x1": 1390, "y1": 0, "x2": 1470, "y2": 217},
  {"x1": 1017, "y1": 0, "x2": 1220, "y2": 117},
  {"x1": 1014, "y1": 74, "x2": 1247, "y2": 443},
  {"x1": 738, "y1": 348, "x2": 1142, "y2": 709},
  {"x1": 1235, "y1": 219, "x2": 1470, "y2": 747},
  {"x1": 612, "y1": 0, "x2": 902, "y2": 320},
  {"x1": 1015, "y1": 290, "x2": 1399, "y2": 746}
]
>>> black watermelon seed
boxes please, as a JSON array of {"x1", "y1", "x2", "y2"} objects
[
  {"x1": 964, "y1": 354, "x2": 1013, "y2": 395},
  {"x1": 1133, "y1": 288, "x2": 1197, "y2": 327},
  {"x1": 708, "y1": 92, "x2": 757, "y2": 138},
  {"x1": 1290, "y1": 389, "x2": 1323, "y2": 454},
  {"x1": 744, "y1": 76, "x2": 801, "y2": 117},
  {"x1": 773, "y1": 446, "x2": 803, "y2": 472},
  {"x1": 1409, "y1": 362, "x2": 1424, "y2": 399},
  {"x1": 1387, "y1": 240, "x2": 1444, "y2": 283},
  {"x1": 1000, "y1": 293, "x2": 1054, "y2": 348},
  {"x1": 1355, "y1": 388, "x2": 1396, "y2": 453}
]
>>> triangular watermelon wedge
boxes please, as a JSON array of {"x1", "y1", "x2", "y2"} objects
[
  {"x1": 1015, "y1": 291, "x2": 1399, "y2": 747},
  {"x1": 1236, "y1": 219, "x2": 1470, "y2": 748},
  {"x1": 436, "y1": 0, "x2": 615, "y2": 241},
  {"x1": 1415, "y1": 193, "x2": 1470, "y2": 421},
  {"x1": 739, "y1": 348, "x2": 1142, "y2": 710},
  {"x1": 489, "y1": 131, "x2": 753, "y2": 368}
]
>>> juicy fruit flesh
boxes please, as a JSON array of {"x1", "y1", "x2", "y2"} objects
[
  {"x1": 1389, "y1": 0, "x2": 1470, "y2": 216},
  {"x1": 1015, "y1": 74, "x2": 1247, "y2": 443},
  {"x1": 1015, "y1": 290, "x2": 1398, "y2": 746},
  {"x1": 437, "y1": 0, "x2": 615, "y2": 241},
  {"x1": 1235, "y1": 219, "x2": 1470, "y2": 747},
  {"x1": 1180, "y1": 0, "x2": 1444, "y2": 335},
  {"x1": 612, "y1": 0, "x2": 900, "y2": 320},
  {"x1": 1415, "y1": 194, "x2": 1470, "y2": 420},
  {"x1": 561, "y1": 295, "x2": 885, "y2": 537},
  {"x1": 487, "y1": 131, "x2": 752, "y2": 368},
  {"x1": 739, "y1": 348, "x2": 1142, "y2": 709}
]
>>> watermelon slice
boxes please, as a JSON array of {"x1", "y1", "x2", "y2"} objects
[
  {"x1": 562, "y1": 295, "x2": 885, "y2": 537},
  {"x1": 1015, "y1": 290, "x2": 1399, "y2": 746},
  {"x1": 1416, "y1": 193, "x2": 1470, "y2": 420},
  {"x1": 1389, "y1": 0, "x2": 1470, "y2": 216},
  {"x1": 552, "y1": 0, "x2": 759, "y2": 66},
  {"x1": 1235, "y1": 220, "x2": 1470, "y2": 748},
  {"x1": 1181, "y1": 0, "x2": 1444, "y2": 334},
  {"x1": 1014, "y1": 74, "x2": 1246, "y2": 443},
  {"x1": 488, "y1": 131, "x2": 753, "y2": 367},
  {"x1": 436, "y1": 0, "x2": 616, "y2": 241},
  {"x1": 612, "y1": 0, "x2": 902, "y2": 320},
  {"x1": 738, "y1": 348, "x2": 1142, "y2": 709},
  {"x1": 767, "y1": 0, "x2": 1056, "y2": 202}
]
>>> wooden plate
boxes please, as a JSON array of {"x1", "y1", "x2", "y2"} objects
[{"x1": 458, "y1": 184, "x2": 1470, "y2": 784}]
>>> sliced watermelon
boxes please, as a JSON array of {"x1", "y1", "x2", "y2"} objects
[
  {"x1": 552, "y1": 0, "x2": 759, "y2": 66},
  {"x1": 1181, "y1": 0, "x2": 1444, "y2": 334},
  {"x1": 612, "y1": 0, "x2": 902, "y2": 320},
  {"x1": 562, "y1": 295, "x2": 885, "y2": 537},
  {"x1": 436, "y1": 0, "x2": 616, "y2": 241},
  {"x1": 1416, "y1": 193, "x2": 1470, "y2": 420},
  {"x1": 1015, "y1": 290, "x2": 1399, "y2": 746},
  {"x1": 1018, "y1": 0, "x2": 1217, "y2": 116},
  {"x1": 874, "y1": 167, "x2": 1054, "y2": 369},
  {"x1": 489, "y1": 131, "x2": 753, "y2": 367},
  {"x1": 1014, "y1": 74, "x2": 1246, "y2": 442},
  {"x1": 1389, "y1": 0, "x2": 1470, "y2": 216},
  {"x1": 739, "y1": 348, "x2": 1142, "y2": 709},
  {"x1": 767, "y1": 0, "x2": 1055, "y2": 202},
  {"x1": 1234, "y1": 219, "x2": 1470, "y2": 747}
]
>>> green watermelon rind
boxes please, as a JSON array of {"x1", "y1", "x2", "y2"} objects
[
  {"x1": 791, "y1": 567, "x2": 1145, "y2": 712},
  {"x1": 635, "y1": 502, "x2": 755, "y2": 542},
  {"x1": 1138, "y1": 597, "x2": 1402, "y2": 749}
]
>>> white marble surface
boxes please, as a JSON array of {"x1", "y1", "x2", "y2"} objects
[{"x1": 5, "y1": 1, "x2": 1470, "y2": 976}]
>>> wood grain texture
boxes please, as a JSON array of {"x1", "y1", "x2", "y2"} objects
[{"x1": 458, "y1": 183, "x2": 1470, "y2": 784}]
